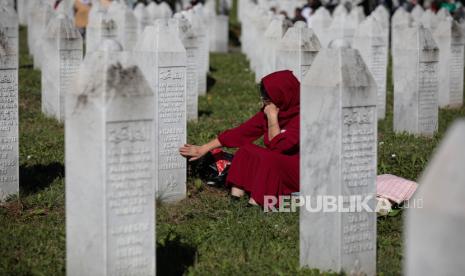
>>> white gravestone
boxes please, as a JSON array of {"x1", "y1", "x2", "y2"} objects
[
  {"x1": 29, "y1": 1, "x2": 54, "y2": 69},
  {"x1": 108, "y1": 1, "x2": 138, "y2": 51},
  {"x1": 185, "y1": 10, "x2": 209, "y2": 96},
  {"x1": 86, "y1": 6, "x2": 117, "y2": 55},
  {"x1": 134, "y1": 3, "x2": 151, "y2": 38},
  {"x1": 391, "y1": 8, "x2": 411, "y2": 68},
  {"x1": 393, "y1": 26, "x2": 439, "y2": 136},
  {"x1": 353, "y1": 16, "x2": 389, "y2": 120},
  {"x1": 260, "y1": 16, "x2": 287, "y2": 80},
  {"x1": 135, "y1": 21, "x2": 187, "y2": 202},
  {"x1": 275, "y1": 22, "x2": 321, "y2": 82},
  {"x1": 300, "y1": 40, "x2": 377, "y2": 275},
  {"x1": 0, "y1": 3, "x2": 19, "y2": 202},
  {"x1": 410, "y1": 5, "x2": 424, "y2": 23},
  {"x1": 421, "y1": 10, "x2": 439, "y2": 30},
  {"x1": 310, "y1": 7, "x2": 332, "y2": 48},
  {"x1": 41, "y1": 14, "x2": 83, "y2": 122},
  {"x1": 66, "y1": 40, "x2": 156, "y2": 276},
  {"x1": 171, "y1": 14, "x2": 200, "y2": 122},
  {"x1": 209, "y1": 15, "x2": 229, "y2": 53},
  {"x1": 434, "y1": 19, "x2": 465, "y2": 108},
  {"x1": 327, "y1": 12, "x2": 357, "y2": 46},
  {"x1": 17, "y1": 0, "x2": 28, "y2": 26},
  {"x1": 405, "y1": 120, "x2": 465, "y2": 276}
]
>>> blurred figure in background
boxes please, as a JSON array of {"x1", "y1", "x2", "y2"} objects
[
  {"x1": 292, "y1": 7, "x2": 307, "y2": 23},
  {"x1": 74, "y1": 0, "x2": 91, "y2": 37}
]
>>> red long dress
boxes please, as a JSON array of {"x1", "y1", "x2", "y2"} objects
[{"x1": 217, "y1": 70, "x2": 300, "y2": 206}]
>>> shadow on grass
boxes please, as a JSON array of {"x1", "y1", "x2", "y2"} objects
[
  {"x1": 19, "y1": 162, "x2": 64, "y2": 196},
  {"x1": 198, "y1": 109, "x2": 213, "y2": 117},
  {"x1": 207, "y1": 74, "x2": 217, "y2": 92},
  {"x1": 157, "y1": 236, "x2": 197, "y2": 275}
]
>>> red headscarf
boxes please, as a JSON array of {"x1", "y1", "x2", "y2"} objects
[{"x1": 261, "y1": 70, "x2": 300, "y2": 126}]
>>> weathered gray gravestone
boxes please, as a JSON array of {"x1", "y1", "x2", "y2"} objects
[
  {"x1": 41, "y1": 14, "x2": 83, "y2": 122},
  {"x1": 353, "y1": 16, "x2": 388, "y2": 120},
  {"x1": 405, "y1": 120, "x2": 465, "y2": 276},
  {"x1": 393, "y1": 26, "x2": 439, "y2": 136},
  {"x1": 391, "y1": 8, "x2": 411, "y2": 69},
  {"x1": 434, "y1": 19, "x2": 465, "y2": 108},
  {"x1": 135, "y1": 20, "x2": 187, "y2": 202},
  {"x1": 275, "y1": 21, "x2": 321, "y2": 82},
  {"x1": 0, "y1": 3, "x2": 19, "y2": 202},
  {"x1": 209, "y1": 15, "x2": 229, "y2": 53},
  {"x1": 300, "y1": 40, "x2": 377, "y2": 275},
  {"x1": 171, "y1": 14, "x2": 200, "y2": 122},
  {"x1": 327, "y1": 12, "x2": 357, "y2": 46},
  {"x1": 66, "y1": 40, "x2": 156, "y2": 276}
]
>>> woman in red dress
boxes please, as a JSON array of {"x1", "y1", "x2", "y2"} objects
[{"x1": 179, "y1": 70, "x2": 300, "y2": 206}]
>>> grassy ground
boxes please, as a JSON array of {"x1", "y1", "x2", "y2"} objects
[{"x1": 1, "y1": 18, "x2": 465, "y2": 276}]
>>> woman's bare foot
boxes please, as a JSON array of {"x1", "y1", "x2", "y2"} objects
[
  {"x1": 231, "y1": 187, "x2": 245, "y2": 197},
  {"x1": 248, "y1": 198, "x2": 259, "y2": 206}
]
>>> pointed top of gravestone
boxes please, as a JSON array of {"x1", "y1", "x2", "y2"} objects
[
  {"x1": 100, "y1": 39, "x2": 123, "y2": 52},
  {"x1": 413, "y1": 120, "x2": 465, "y2": 215},
  {"x1": 434, "y1": 18, "x2": 465, "y2": 44},
  {"x1": 314, "y1": 6, "x2": 331, "y2": 18},
  {"x1": 264, "y1": 17, "x2": 287, "y2": 39},
  {"x1": 278, "y1": 23, "x2": 321, "y2": 51},
  {"x1": 333, "y1": 3, "x2": 348, "y2": 17},
  {"x1": 437, "y1": 7, "x2": 451, "y2": 20},
  {"x1": 158, "y1": 2, "x2": 172, "y2": 18},
  {"x1": 392, "y1": 7, "x2": 411, "y2": 27},
  {"x1": 44, "y1": 14, "x2": 82, "y2": 40},
  {"x1": 135, "y1": 20, "x2": 186, "y2": 54},
  {"x1": 354, "y1": 16, "x2": 385, "y2": 40},
  {"x1": 411, "y1": 4, "x2": 424, "y2": 20},
  {"x1": 421, "y1": 9, "x2": 439, "y2": 29},
  {"x1": 303, "y1": 41, "x2": 377, "y2": 104},
  {"x1": 374, "y1": 4, "x2": 389, "y2": 19}
]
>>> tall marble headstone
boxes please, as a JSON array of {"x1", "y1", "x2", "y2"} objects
[
  {"x1": 29, "y1": 1, "x2": 54, "y2": 69},
  {"x1": 275, "y1": 22, "x2": 321, "y2": 82},
  {"x1": 260, "y1": 16, "x2": 287, "y2": 80},
  {"x1": 421, "y1": 10, "x2": 439, "y2": 30},
  {"x1": 66, "y1": 40, "x2": 156, "y2": 276},
  {"x1": 353, "y1": 16, "x2": 388, "y2": 119},
  {"x1": 434, "y1": 19, "x2": 465, "y2": 108},
  {"x1": 41, "y1": 14, "x2": 83, "y2": 122},
  {"x1": 405, "y1": 120, "x2": 465, "y2": 275},
  {"x1": 171, "y1": 14, "x2": 200, "y2": 122},
  {"x1": 209, "y1": 15, "x2": 229, "y2": 53},
  {"x1": 327, "y1": 12, "x2": 357, "y2": 46},
  {"x1": 0, "y1": 3, "x2": 19, "y2": 201},
  {"x1": 185, "y1": 10, "x2": 208, "y2": 96},
  {"x1": 393, "y1": 26, "x2": 439, "y2": 136},
  {"x1": 310, "y1": 7, "x2": 332, "y2": 48},
  {"x1": 86, "y1": 4, "x2": 117, "y2": 55},
  {"x1": 17, "y1": 0, "x2": 28, "y2": 26},
  {"x1": 134, "y1": 3, "x2": 150, "y2": 37},
  {"x1": 410, "y1": 5, "x2": 424, "y2": 23},
  {"x1": 135, "y1": 21, "x2": 187, "y2": 202},
  {"x1": 108, "y1": 1, "x2": 138, "y2": 51},
  {"x1": 300, "y1": 40, "x2": 377, "y2": 275},
  {"x1": 391, "y1": 8, "x2": 411, "y2": 65}
]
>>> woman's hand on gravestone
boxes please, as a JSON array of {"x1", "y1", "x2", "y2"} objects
[{"x1": 179, "y1": 144, "x2": 209, "y2": 161}]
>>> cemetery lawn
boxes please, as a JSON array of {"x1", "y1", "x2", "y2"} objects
[{"x1": 1, "y1": 26, "x2": 465, "y2": 276}]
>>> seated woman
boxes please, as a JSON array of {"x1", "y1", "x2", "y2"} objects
[{"x1": 179, "y1": 70, "x2": 300, "y2": 206}]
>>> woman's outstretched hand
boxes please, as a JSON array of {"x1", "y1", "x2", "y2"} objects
[{"x1": 179, "y1": 144, "x2": 209, "y2": 161}]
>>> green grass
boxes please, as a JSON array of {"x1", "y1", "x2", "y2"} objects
[{"x1": 1, "y1": 18, "x2": 465, "y2": 276}]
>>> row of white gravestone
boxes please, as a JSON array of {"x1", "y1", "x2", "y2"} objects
[
  {"x1": 240, "y1": 1, "x2": 390, "y2": 121},
  {"x1": 0, "y1": 2, "x2": 19, "y2": 202},
  {"x1": 392, "y1": 8, "x2": 465, "y2": 136}
]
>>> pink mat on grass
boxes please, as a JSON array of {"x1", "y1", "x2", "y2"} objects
[{"x1": 377, "y1": 174, "x2": 418, "y2": 204}]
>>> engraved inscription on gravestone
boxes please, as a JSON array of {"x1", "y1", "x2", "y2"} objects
[
  {"x1": 106, "y1": 120, "x2": 154, "y2": 276},
  {"x1": 157, "y1": 67, "x2": 186, "y2": 200},
  {"x1": 449, "y1": 45, "x2": 463, "y2": 105},
  {"x1": 418, "y1": 62, "x2": 438, "y2": 134}
]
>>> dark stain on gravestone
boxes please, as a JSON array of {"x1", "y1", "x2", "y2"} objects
[
  {"x1": 157, "y1": 235, "x2": 197, "y2": 275},
  {"x1": 19, "y1": 162, "x2": 65, "y2": 196}
]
